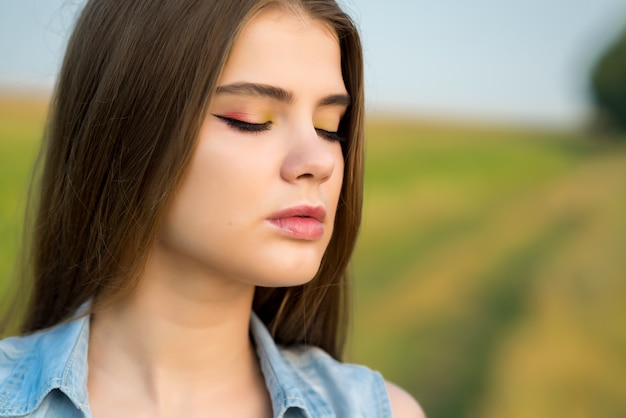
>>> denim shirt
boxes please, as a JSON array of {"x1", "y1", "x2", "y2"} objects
[{"x1": 0, "y1": 312, "x2": 392, "y2": 417}]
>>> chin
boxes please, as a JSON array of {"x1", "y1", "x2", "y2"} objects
[
  {"x1": 248, "y1": 257, "x2": 323, "y2": 288},
  {"x1": 232, "y1": 241, "x2": 323, "y2": 287},
  {"x1": 257, "y1": 267, "x2": 321, "y2": 288}
]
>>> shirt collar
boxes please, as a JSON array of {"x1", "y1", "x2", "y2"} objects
[
  {"x1": 0, "y1": 312, "x2": 91, "y2": 417},
  {"x1": 249, "y1": 313, "x2": 332, "y2": 418}
]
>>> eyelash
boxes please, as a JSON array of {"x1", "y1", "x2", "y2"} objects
[
  {"x1": 316, "y1": 128, "x2": 345, "y2": 143},
  {"x1": 214, "y1": 114, "x2": 270, "y2": 133},
  {"x1": 214, "y1": 114, "x2": 346, "y2": 143}
]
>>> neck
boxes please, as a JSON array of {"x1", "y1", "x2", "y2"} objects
[{"x1": 88, "y1": 239, "x2": 261, "y2": 402}]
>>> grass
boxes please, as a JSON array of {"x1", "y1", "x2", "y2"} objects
[
  {"x1": 349, "y1": 118, "x2": 626, "y2": 417},
  {"x1": 0, "y1": 96, "x2": 46, "y2": 299},
  {"x1": 1, "y1": 97, "x2": 626, "y2": 417}
]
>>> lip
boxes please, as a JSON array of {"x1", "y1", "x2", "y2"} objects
[{"x1": 267, "y1": 205, "x2": 327, "y2": 240}]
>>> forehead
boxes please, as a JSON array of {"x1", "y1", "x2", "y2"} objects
[{"x1": 217, "y1": 7, "x2": 346, "y2": 95}]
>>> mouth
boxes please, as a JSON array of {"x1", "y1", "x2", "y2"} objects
[
  {"x1": 268, "y1": 205, "x2": 326, "y2": 222},
  {"x1": 267, "y1": 205, "x2": 327, "y2": 240}
]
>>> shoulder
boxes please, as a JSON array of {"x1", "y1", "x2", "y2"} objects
[
  {"x1": 278, "y1": 345, "x2": 394, "y2": 417},
  {"x1": 0, "y1": 331, "x2": 41, "y2": 379},
  {"x1": 281, "y1": 344, "x2": 384, "y2": 388},
  {"x1": 0, "y1": 318, "x2": 90, "y2": 416},
  {"x1": 0, "y1": 331, "x2": 45, "y2": 413},
  {"x1": 384, "y1": 380, "x2": 426, "y2": 418}
]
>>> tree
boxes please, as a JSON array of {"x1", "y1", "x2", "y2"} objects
[{"x1": 591, "y1": 25, "x2": 626, "y2": 132}]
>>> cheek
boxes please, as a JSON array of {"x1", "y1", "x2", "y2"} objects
[
  {"x1": 164, "y1": 136, "x2": 277, "y2": 234},
  {"x1": 173, "y1": 150, "x2": 223, "y2": 218},
  {"x1": 331, "y1": 151, "x2": 345, "y2": 197},
  {"x1": 325, "y1": 155, "x2": 345, "y2": 224},
  {"x1": 159, "y1": 141, "x2": 231, "y2": 235}
]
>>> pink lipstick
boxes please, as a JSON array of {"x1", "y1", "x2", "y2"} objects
[{"x1": 267, "y1": 205, "x2": 326, "y2": 240}]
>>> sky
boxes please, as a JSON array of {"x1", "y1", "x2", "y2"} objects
[{"x1": 1, "y1": 0, "x2": 626, "y2": 126}]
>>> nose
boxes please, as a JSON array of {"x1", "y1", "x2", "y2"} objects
[{"x1": 280, "y1": 125, "x2": 341, "y2": 184}]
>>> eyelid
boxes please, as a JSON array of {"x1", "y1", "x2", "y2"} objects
[
  {"x1": 315, "y1": 127, "x2": 345, "y2": 143},
  {"x1": 213, "y1": 114, "x2": 271, "y2": 133},
  {"x1": 213, "y1": 113, "x2": 345, "y2": 143}
]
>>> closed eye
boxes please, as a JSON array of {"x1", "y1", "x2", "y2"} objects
[
  {"x1": 213, "y1": 114, "x2": 271, "y2": 133},
  {"x1": 316, "y1": 128, "x2": 345, "y2": 143},
  {"x1": 214, "y1": 114, "x2": 344, "y2": 143}
]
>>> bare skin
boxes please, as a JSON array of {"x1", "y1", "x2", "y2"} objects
[
  {"x1": 386, "y1": 381, "x2": 427, "y2": 418},
  {"x1": 88, "y1": 268, "x2": 272, "y2": 418}
]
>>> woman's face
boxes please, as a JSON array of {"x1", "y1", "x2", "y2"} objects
[{"x1": 158, "y1": 8, "x2": 348, "y2": 287}]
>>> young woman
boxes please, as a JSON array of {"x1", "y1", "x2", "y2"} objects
[{"x1": 0, "y1": 0, "x2": 424, "y2": 416}]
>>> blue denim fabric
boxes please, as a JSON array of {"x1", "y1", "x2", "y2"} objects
[{"x1": 0, "y1": 312, "x2": 391, "y2": 417}]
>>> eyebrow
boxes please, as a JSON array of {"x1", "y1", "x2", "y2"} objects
[{"x1": 215, "y1": 82, "x2": 351, "y2": 107}]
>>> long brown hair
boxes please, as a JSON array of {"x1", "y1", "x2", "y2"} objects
[{"x1": 10, "y1": 0, "x2": 364, "y2": 360}]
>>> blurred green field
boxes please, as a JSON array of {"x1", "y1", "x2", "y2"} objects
[
  {"x1": 0, "y1": 97, "x2": 46, "y2": 299},
  {"x1": 350, "y1": 119, "x2": 626, "y2": 417},
  {"x1": 1, "y1": 97, "x2": 626, "y2": 417}
]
